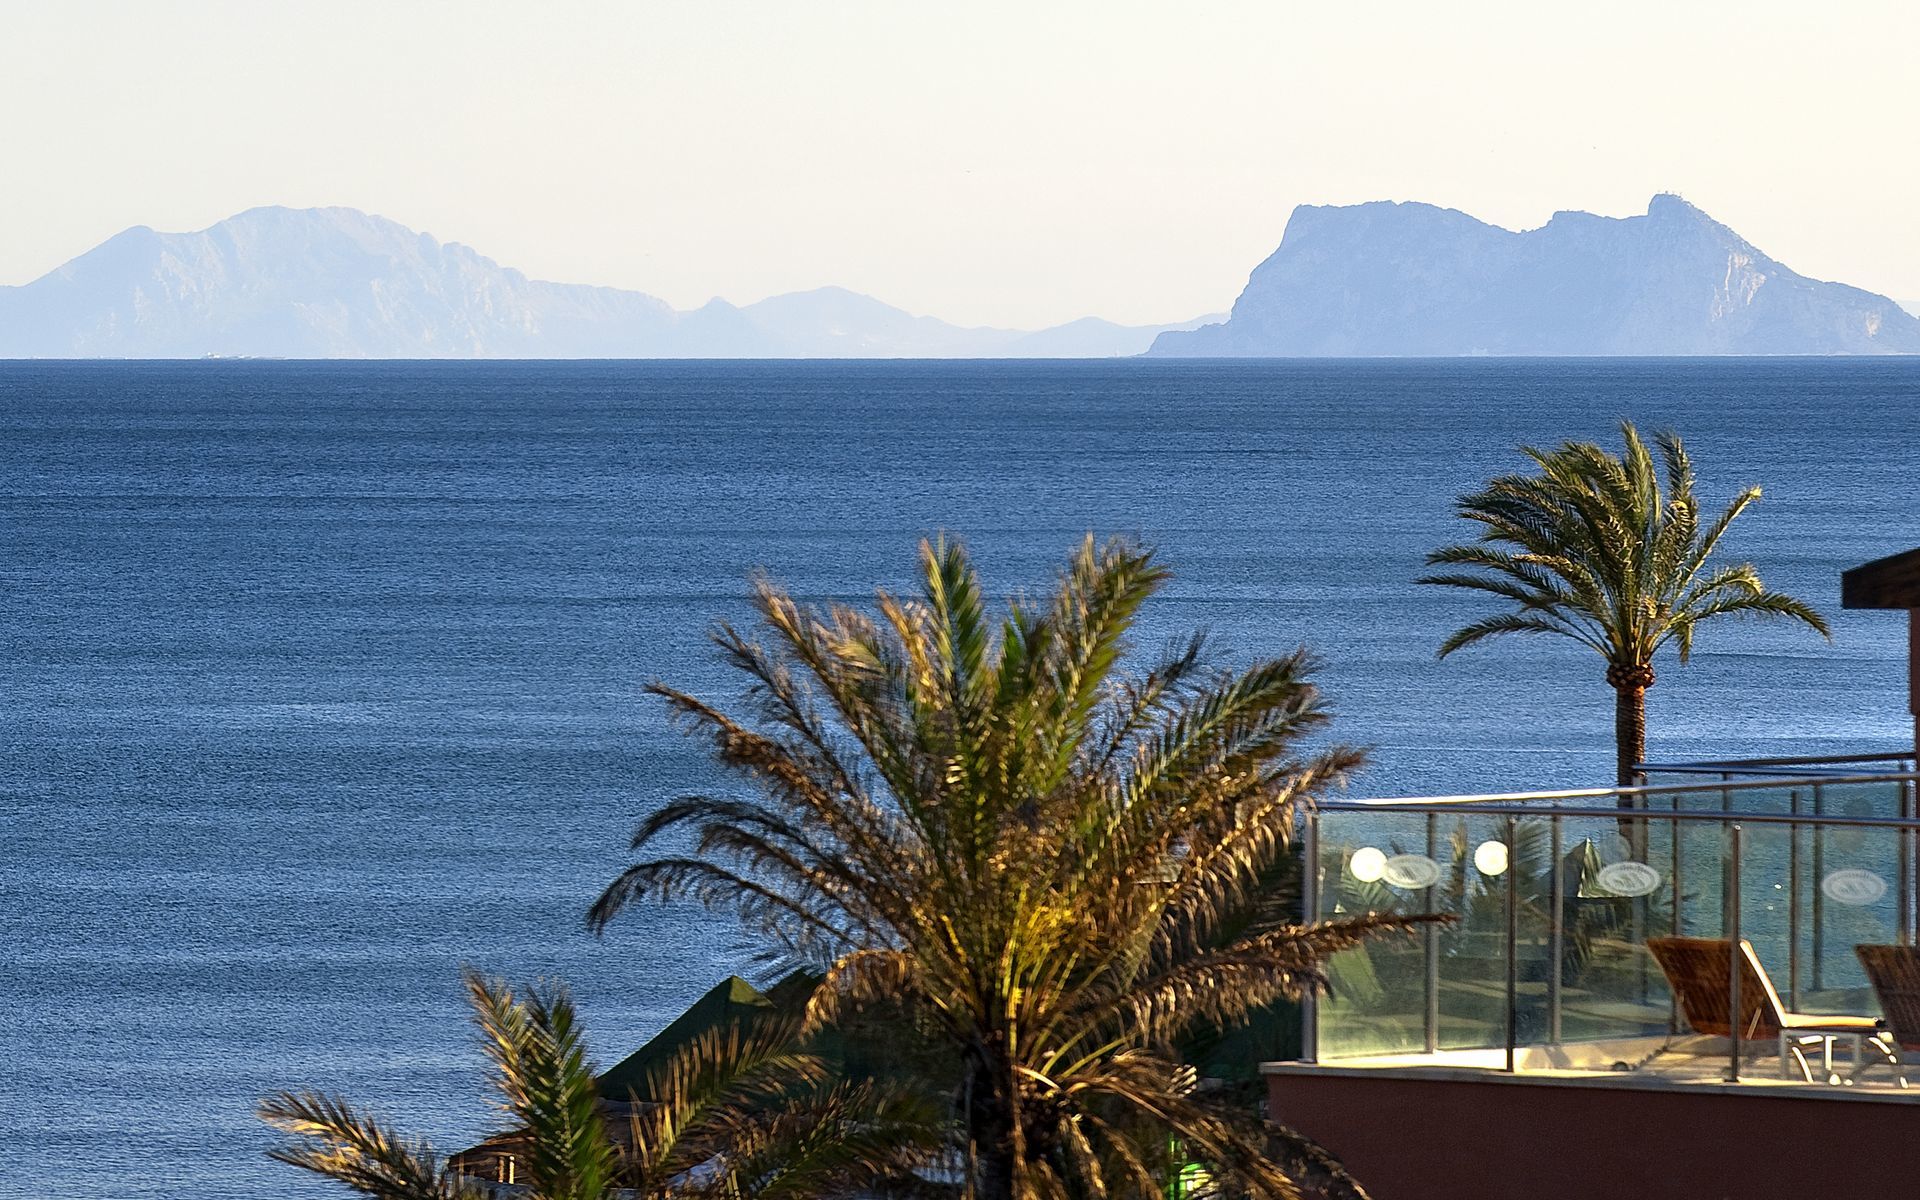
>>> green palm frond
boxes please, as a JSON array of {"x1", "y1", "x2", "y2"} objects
[
  {"x1": 267, "y1": 969, "x2": 929, "y2": 1200},
  {"x1": 1435, "y1": 613, "x2": 1585, "y2": 657},
  {"x1": 1106, "y1": 913, "x2": 1441, "y2": 1049},
  {"x1": 259, "y1": 1091, "x2": 480, "y2": 1200},
  {"x1": 1422, "y1": 422, "x2": 1827, "y2": 670},
  {"x1": 463, "y1": 973, "x2": 615, "y2": 1200},
  {"x1": 618, "y1": 1027, "x2": 819, "y2": 1188},
  {"x1": 263, "y1": 976, "x2": 622, "y2": 1200},
  {"x1": 1675, "y1": 589, "x2": 1832, "y2": 634},
  {"x1": 689, "y1": 1081, "x2": 944, "y2": 1200}
]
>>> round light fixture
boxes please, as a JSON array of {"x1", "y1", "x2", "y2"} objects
[
  {"x1": 1473, "y1": 839, "x2": 1510, "y2": 877},
  {"x1": 1348, "y1": 846, "x2": 1387, "y2": 883}
]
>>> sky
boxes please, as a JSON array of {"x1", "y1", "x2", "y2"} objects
[{"x1": 2, "y1": 0, "x2": 1916, "y2": 329}]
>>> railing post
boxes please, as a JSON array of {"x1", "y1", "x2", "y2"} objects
[
  {"x1": 1301, "y1": 809, "x2": 1319, "y2": 1063},
  {"x1": 1424, "y1": 812, "x2": 1439, "y2": 1055},
  {"x1": 1505, "y1": 814, "x2": 1519, "y2": 1074},
  {"x1": 1548, "y1": 814, "x2": 1564, "y2": 1045},
  {"x1": 1670, "y1": 793, "x2": 1686, "y2": 936},
  {"x1": 1788, "y1": 788, "x2": 1802, "y2": 1012},
  {"x1": 1670, "y1": 793, "x2": 1683, "y2": 1035},
  {"x1": 1896, "y1": 775, "x2": 1912, "y2": 944},
  {"x1": 1720, "y1": 774, "x2": 1734, "y2": 934},
  {"x1": 1629, "y1": 783, "x2": 1650, "y2": 1006},
  {"x1": 1812, "y1": 784, "x2": 1826, "y2": 991},
  {"x1": 1727, "y1": 822, "x2": 1743, "y2": 1084}
]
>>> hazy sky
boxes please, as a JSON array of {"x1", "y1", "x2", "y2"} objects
[{"x1": 3, "y1": 0, "x2": 1916, "y2": 328}]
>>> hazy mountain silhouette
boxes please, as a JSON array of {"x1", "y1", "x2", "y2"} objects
[
  {"x1": 0, "y1": 207, "x2": 1209, "y2": 359},
  {"x1": 1150, "y1": 195, "x2": 1920, "y2": 356}
]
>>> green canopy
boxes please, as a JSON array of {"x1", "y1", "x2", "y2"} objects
[{"x1": 595, "y1": 976, "x2": 775, "y2": 1102}]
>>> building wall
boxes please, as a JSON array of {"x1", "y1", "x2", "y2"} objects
[{"x1": 1268, "y1": 1069, "x2": 1920, "y2": 1200}]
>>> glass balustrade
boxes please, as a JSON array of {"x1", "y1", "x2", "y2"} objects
[{"x1": 1303, "y1": 768, "x2": 1919, "y2": 1084}]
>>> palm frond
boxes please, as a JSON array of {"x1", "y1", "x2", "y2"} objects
[
  {"x1": 463, "y1": 972, "x2": 615, "y2": 1200},
  {"x1": 1423, "y1": 424, "x2": 1825, "y2": 675},
  {"x1": 691, "y1": 1082, "x2": 944, "y2": 1200},
  {"x1": 258, "y1": 1091, "x2": 480, "y2": 1200},
  {"x1": 1678, "y1": 590, "x2": 1833, "y2": 637},
  {"x1": 1435, "y1": 613, "x2": 1582, "y2": 658}
]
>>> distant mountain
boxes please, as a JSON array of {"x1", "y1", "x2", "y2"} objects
[
  {"x1": 735, "y1": 285, "x2": 1010, "y2": 357},
  {"x1": 1002, "y1": 315, "x2": 1224, "y2": 358},
  {"x1": 1149, "y1": 195, "x2": 1920, "y2": 356},
  {"x1": 0, "y1": 207, "x2": 1201, "y2": 359}
]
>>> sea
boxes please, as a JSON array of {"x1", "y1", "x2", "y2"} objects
[{"x1": 2, "y1": 359, "x2": 1917, "y2": 1198}]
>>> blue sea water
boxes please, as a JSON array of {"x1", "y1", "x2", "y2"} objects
[{"x1": 2, "y1": 359, "x2": 1917, "y2": 1198}]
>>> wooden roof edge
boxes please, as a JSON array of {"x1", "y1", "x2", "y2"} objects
[{"x1": 1841, "y1": 546, "x2": 1920, "y2": 609}]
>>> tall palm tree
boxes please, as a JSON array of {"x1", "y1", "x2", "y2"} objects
[
  {"x1": 590, "y1": 535, "x2": 1428, "y2": 1200},
  {"x1": 260, "y1": 970, "x2": 931, "y2": 1200},
  {"x1": 1418, "y1": 422, "x2": 1829, "y2": 786}
]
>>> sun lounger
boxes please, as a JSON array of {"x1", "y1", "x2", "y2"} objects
[
  {"x1": 1855, "y1": 944, "x2": 1920, "y2": 1059},
  {"x1": 1647, "y1": 935, "x2": 1896, "y2": 1083}
]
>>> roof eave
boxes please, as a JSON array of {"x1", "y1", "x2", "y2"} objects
[{"x1": 1841, "y1": 547, "x2": 1920, "y2": 610}]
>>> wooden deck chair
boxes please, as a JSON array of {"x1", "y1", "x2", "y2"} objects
[
  {"x1": 1855, "y1": 944, "x2": 1920, "y2": 1056},
  {"x1": 1647, "y1": 936, "x2": 1896, "y2": 1083}
]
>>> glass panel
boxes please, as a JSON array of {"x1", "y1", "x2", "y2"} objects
[
  {"x1": 1554, "y1": 810, "x2": 1671, "y2": 1043},
  {"x1": 1670, "y1": 786, "x2": 1731, "y2": 940},
  {"x1": 1431, "y1": 812, "x2": 1513, "y2": 1051},
  {"x1": 1507, "y1": 814, "x2": 1554, "y2": 1046},
  {"x1": 1312, "y1": 809, "x2": 1433, "y2": 1058},
  {"x1": 1732, "y1": 788, "x2": 1797, "y2": 1023},
  {"x1": 1803, "y1": 781, "x2": 1906, "y2": 1015}
]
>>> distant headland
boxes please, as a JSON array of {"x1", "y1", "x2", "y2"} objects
[{"x1": 1150, "y1": 195, "x2": 1920, "y2": 357}]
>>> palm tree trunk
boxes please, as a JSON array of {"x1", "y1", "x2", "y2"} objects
[
  {"x1": 1611, "y1": 680, "x2": 1650, "y2": 861},
  {"x1": 1605, "y1": 662, "x2": 1655, "y2": 790},
  {"x1": 977, "y1": 1142, "x2": 1017, "y2": 1200},
  {"x1": 967, "y1": 1058, "x2": 1018, "y2": 1200},
  {"x1": 1613, "y1": 683, "x2": 1646, "y2": 790}
]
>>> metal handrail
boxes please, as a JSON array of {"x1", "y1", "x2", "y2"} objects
[
  {"x1": 1316, "y1": 801, "x2": 1920, "y2": 829},
  {"x1": 1643, "y1": 764, "x2": 1915, "y2": 778},
  {"x1": 1639, "y1": 750, "x2": 1915, "y2": 771},
  {"x1": 1322, "y1": 770, "x2": 1920, "y2": 812}
]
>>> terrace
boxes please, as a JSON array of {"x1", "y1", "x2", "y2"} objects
[
  {"x1": 1270, "y1": 757, "x2": 1920, "y2": 1198},
  {"x1": 1263, "y1": 546, "x2": 1920, "y2": 1199},
  {"x1": 1274, "y1": 752, "x2": 1920, "y2": 1190}
]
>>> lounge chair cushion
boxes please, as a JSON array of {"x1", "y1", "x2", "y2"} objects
[{"x1": 1777, "y1": 1013, "x2": 1880, "y2": 1033}]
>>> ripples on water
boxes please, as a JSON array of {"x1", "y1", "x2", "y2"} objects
[{"x1": 2, "y1": 359, "x2": 1916, "y2": 1197}]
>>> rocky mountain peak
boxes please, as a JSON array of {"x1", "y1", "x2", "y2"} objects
[{"x1": 1150, "y1": 197, "x2": 1919, "y2": 356}]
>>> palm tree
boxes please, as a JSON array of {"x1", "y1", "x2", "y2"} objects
[
  {"x1": 1418, "y1": 422, "x2": 1829, "y2": 787},
  {"x1": 590, "y1": 535, "x2": 1429, "y2": 1200},
  {"x1": 260, "y1": 970, "x2": 931, "y2": 1200}
]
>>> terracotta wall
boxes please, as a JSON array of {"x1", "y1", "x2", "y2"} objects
[{"x1": 1268, "y1": 1070, "x2": 1920, "y2": 1200}]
